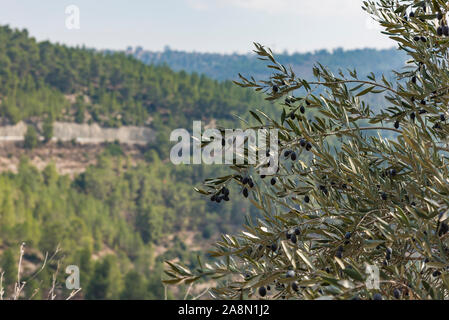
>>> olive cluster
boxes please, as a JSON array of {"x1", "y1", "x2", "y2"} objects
[
  {"x1": 241, "y1": 176, "x2": 254, "y2": 198},
  {"x1": 436, "y1": 11, "x2": 449, "y2": 36},
  {"x1": 398, "y1": 95, "x2": 447, "y2": 130},
  {"x1": 284, "y1": 93, "x2": 312, "y2": 120},
  {"x1": 286, "y1": 227, "x2": 301, "y2": 245},
  {"x1": 283, "y1": 140, "x2": 313, "y2": 162},
  {"x1": 405, "y1": 4, "x2": 449, "y2": 37},
  {"x1": 257, "y1": 269, "x2": 301, "y2": 297},
  {"x1": 210, "y1": 187, "x2": 230, "y2": 203}
]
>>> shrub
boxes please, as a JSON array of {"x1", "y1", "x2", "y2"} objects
[{"x1": 24, "y1": 125, "x2": 39, "y2": 150}]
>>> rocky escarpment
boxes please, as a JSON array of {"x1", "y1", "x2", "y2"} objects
[{"x1": 0, "y1": 121, "x2": 156, "y2": 145}]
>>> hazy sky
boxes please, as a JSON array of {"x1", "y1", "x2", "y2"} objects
[{"x1": 0, "y1": 0, "x2": 395, "y2": 54}]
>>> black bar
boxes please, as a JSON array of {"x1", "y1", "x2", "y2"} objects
[{"x1": 0, "y1": 299, "x2": 445, "y2": 319}]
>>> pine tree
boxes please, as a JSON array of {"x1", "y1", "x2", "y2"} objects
[
  {"x1": 23, "y1": 125, "x2": 39, "y2": 150},
  {"x1": 42, "y1": 117, "x2": 53, "y2": 143},
  {"x1": 164, "y1": 1, "x2": 449, "y2": 300},
  {"x1": 120, "y1": 271, "x2": 147, "y2": 300}
]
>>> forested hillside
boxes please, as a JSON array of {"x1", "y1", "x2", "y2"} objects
[
  {"x1": 129, "y1": 46, "x2": 406, "y2": 116},
  {"x1": 0, "y1": 25, "x2": 272, "y2": 129},
  {"x1": 0, "y1": 149, "x2": 254, "y2": 299},
  {"x1": 128, "y1": 46, "x2": 406, "y2": 82}
]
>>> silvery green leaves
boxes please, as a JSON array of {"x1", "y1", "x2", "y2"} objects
[{"x1": 164, "y1": 0, "x2": 449, "y2": 300}]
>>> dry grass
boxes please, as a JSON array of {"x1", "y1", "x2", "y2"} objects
[{"x1": 0, "y1": 243, "x2": 81, "y2": 300}]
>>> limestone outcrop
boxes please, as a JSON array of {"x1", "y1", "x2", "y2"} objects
[{"x1": 0, "y1": 121, "x2": 156, "y2": 145}]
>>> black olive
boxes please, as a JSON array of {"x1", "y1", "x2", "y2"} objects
[
  {"x1": 290, "y1": 234, "x2": 297, "y2": 244},
  {"x1": 433, "y1": 270, "x2": 442, "y2": 277},
  {"x1": 305, "y1": 142, "x2": 312, "y2": 151},
  {"x1": 439, "y1": 222, "x2": 449, "y2": 236},
  {"x1": 290, "y1": 152, "x2": 297, "y2": 161},
  {"x1": 393, "y1": 288, "x2": 401, "y2": 299},
  {"x1": 373, "y1": 293, "x2": 383, "y2": 300},
  {"x1": 291, "y1": 282, "x2": 299, "y2": 292}
]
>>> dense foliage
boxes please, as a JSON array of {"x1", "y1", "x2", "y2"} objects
[
  {"x1": 0, "y1": 148, "x2": 259, "y2": 299},
  {"x1": 165, "y1": 0, "x2": 449, "y2": 300},
  {"x1": 0, "y1": 25, "x2": 271, "y2": 128},
  {"x1": 130, "y1": 46, "x2": 406, "y2": 82}
]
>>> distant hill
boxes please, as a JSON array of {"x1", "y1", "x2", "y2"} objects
[
  {"x1": 127, "y1": 46, "x2": 407, "y2": 82},
  {"x1": 0, "y1": 25, "x2": 272, "y2": 129}
]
